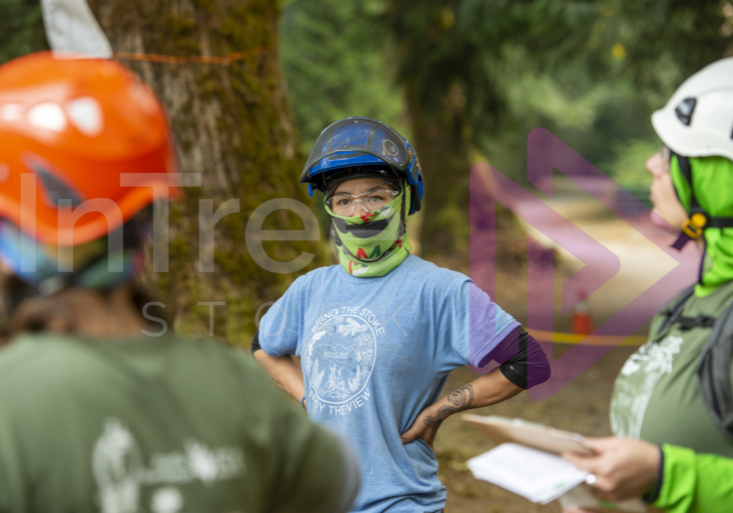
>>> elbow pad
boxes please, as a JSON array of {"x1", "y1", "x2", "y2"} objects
[
  {"x1": 251, "y1": 329, "x2": 262, "y2": 355},
  {"x1": 489, "y1": 326, "x2": 551, "y2": 389}
]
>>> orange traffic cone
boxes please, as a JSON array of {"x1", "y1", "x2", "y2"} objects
[{"x1": 572, "y1": 290, "x2": 593, "y2": 335}]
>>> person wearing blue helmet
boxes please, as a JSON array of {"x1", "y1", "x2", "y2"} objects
[{"x1": 253, "y1": 117, "x2": 551, "y2": 512}]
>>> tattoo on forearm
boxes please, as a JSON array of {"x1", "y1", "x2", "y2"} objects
[{"x1": 423, "y1": 385, "x2": 474, "y2": 427}]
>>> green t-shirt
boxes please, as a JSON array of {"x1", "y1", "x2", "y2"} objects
[
  {"x1": 0, "y1": 332, "x2": 349, "y2": 513},
  {"x1": 610, "y1": 281, "x2": 733, "y2": 456}
]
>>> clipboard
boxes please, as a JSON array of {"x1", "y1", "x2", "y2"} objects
[
  {"x1": 463, "y1": 415, "x2": 661, "y2": 513},
  {"x1": 561, "y1": 484, "x2": 663, "y2": 513},
  {"x1": 462, "y1": 414, "x2": 596, "y2": 456}
]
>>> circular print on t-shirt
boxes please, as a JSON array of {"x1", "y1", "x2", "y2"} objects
[{"x1": 303, "y1": 314, "x2": 377, "y2": 404}]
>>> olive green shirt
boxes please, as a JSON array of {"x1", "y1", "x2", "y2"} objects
[
  {"x1": 611, "y1": 281, "x2": 733, "y2": 455},
  {"x1": 0, "y1": 333, "x2": 348, "y2": 513}
]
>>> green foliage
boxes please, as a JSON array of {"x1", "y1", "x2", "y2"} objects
[
  {"x1": 602, "y1": 137, "x2": 661, "y2": 187},
  {"x1": 279, "y1": 0, "x2": 729, "y2": 253},
  {"x1": 387, "y1": 0, "x2": 727, "y2": 168},
  {"x1": 0, "y1": 0, "x2": 49, "y2": 65},
  {"x1": 279, "y1": 0, "x2": 406, "y2": 151}
]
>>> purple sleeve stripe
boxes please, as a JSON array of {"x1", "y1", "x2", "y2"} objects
[{"x1": 470, "y1": 319, "x2": 520, "y2": 370}]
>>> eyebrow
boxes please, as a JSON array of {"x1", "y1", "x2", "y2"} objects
[{"x1": 333, "y1": 187, "x2": 391, "y2": 196}]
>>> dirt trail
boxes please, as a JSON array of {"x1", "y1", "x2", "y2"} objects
[{"x1": 518, "y1": 181, "x2": 701, "y2": 325}]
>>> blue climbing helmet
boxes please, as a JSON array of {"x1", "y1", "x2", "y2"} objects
[{"x1": 300, "y1": 117, "x2": 424, "y2": 215}]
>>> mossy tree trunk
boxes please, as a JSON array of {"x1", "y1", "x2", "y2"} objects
[
  {"x1": 385, "y1": 0, "x2": 480, "y2": 257},
  {"x1": 89, "y1": 0, "x2": 325, "y2": 341},
  {"x1": 405, "y1": 80, "x2": 472, "y2": 256}
]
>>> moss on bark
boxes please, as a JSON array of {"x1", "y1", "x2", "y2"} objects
[
  {"x1": 405, "y1": 80, "x2": 472, "y2": 256},
  {"x1": 89, "y1": 0, "x2": 327, "y2": 343}
]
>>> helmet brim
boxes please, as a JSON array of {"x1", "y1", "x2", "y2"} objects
[{"x1": 652, "y1": 108, "x2": 733, "y2": 161}]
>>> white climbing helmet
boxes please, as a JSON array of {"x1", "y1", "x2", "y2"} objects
[{"x1": 652, "y1": 57, "x2": 733, "y2": 161}]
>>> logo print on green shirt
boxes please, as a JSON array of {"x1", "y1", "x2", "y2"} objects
[
  {"x1": 92, "y1": 418, "x2": 245, "y2": 513},
  {"x1": 610, "y1": 336, "x2": 683, "y2": 438}
]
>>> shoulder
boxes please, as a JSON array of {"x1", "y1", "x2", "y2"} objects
[
  {"x1": 396, "y1": 255, "x2": 470, "y2": 290},
  {"x1": 0, "y1": 333, "x2": 250, "y2": 384},
  {"x1": 0, "y1": 334, "x2": 82, "y2": 387},
  {"x1": 0, "y1": 334, "x2": 273, "y2": 407},
  {"x1": 192, "y1": 340, "x2": 281, "y2": 395},
  {"x1": 146, "y1": 335, "x2": 265, "y2": 382},
  {"x1": 0, "y1": 334, "x2": 100, "y2": 417},
  {"x1": 283, "y1": 264, "x2": 342, "y2": 293}
]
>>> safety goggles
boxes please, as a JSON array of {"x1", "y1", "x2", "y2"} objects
[{"x1": 326, "y1": 188, "x2": 399, "y2": 217}]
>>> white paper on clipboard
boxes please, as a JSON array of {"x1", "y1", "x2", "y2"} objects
[
  {"x1": 463, "y1": 415, "x2": 651, "y2": 512},
  {"x1": 467, "y1": 443, "x2": 589, "y2": 504}
]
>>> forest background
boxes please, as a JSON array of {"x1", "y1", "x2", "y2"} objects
[
  {"x1": 2, "y1": 1, "x2": 733, "y2": 511},
  {"x1": 2, "y1": 0, "x2": 731, "y2": 339}
]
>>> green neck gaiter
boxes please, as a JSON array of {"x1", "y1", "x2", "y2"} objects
[
  {"x1": 325, "y1": 185, "x2": 412, "y2": 277},
  {"x1": 670, "y1": 155, "x2": 733, "y2": 296}
]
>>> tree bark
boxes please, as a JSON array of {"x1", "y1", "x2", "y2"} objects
[
  {"x1": 405, "y1": 79, "x2": 472, "y2": 255},
  {"x1": 88, "y1": 0, "x2": 325, "y2": 341}
]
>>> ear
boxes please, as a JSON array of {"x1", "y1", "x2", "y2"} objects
[{"x1": 0, "y1": 259, "x2": 11, "y2": 276}]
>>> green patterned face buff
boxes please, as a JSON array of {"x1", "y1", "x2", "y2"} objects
[
  {"x1": 670, "y1": 155, "x2": 733, "y2": 296},
  {"x1": 325, "y1": 184, "x2": 412, "y2": 277}
]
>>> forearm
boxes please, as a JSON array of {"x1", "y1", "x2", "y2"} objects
[
  {"x1": 254, "y1": 350, "x2": 306, "y2": 402},
  {"x1": 422, "y1": 368, "x2": 522, "y2": 426},
  {"x1": 652, "y1": 444, "x2": 733, "y2": 513}
]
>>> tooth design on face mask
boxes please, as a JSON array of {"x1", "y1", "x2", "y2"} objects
[{"x1": 332, "y1": 216, "x2": 393, "y2": 239}]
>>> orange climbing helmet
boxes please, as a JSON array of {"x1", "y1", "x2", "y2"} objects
[{"x1": 0, "y1": 51, "x2": 179, "y2": 247}]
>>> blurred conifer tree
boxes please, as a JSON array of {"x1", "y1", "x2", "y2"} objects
[
  {"x1": 280, "y1": 0, "x2": 406, "y2": 150},
  {"x1": 0, "y1": 0, "x2": 48, "y2": 63},
  {"x1": 383, "y1": 0, "x2": 728, "y2": 254}
]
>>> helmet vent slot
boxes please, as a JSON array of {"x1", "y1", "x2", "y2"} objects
[
  {"x1": 675, "y1": 97, "x2": 696, "y2": 126},
  {"x1": 23, "y1": 154, "x2": 85, "y2": 208}
]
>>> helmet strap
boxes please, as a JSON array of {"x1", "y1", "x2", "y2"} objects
[
  {"x1": 671, "y1": 155, "x2": 733, "y2": 250},
  {"x1": 671, "y1": 154, "x2": 707, "y2": 250}
]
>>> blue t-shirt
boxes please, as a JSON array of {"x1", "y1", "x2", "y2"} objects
[{"x1": 258, "y1": 256, "x2": 517, "y2": 513}]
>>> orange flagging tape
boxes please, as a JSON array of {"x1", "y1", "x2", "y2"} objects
[{"x1": 114, "y1": 47, "x2": 273, "y2": 65}]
